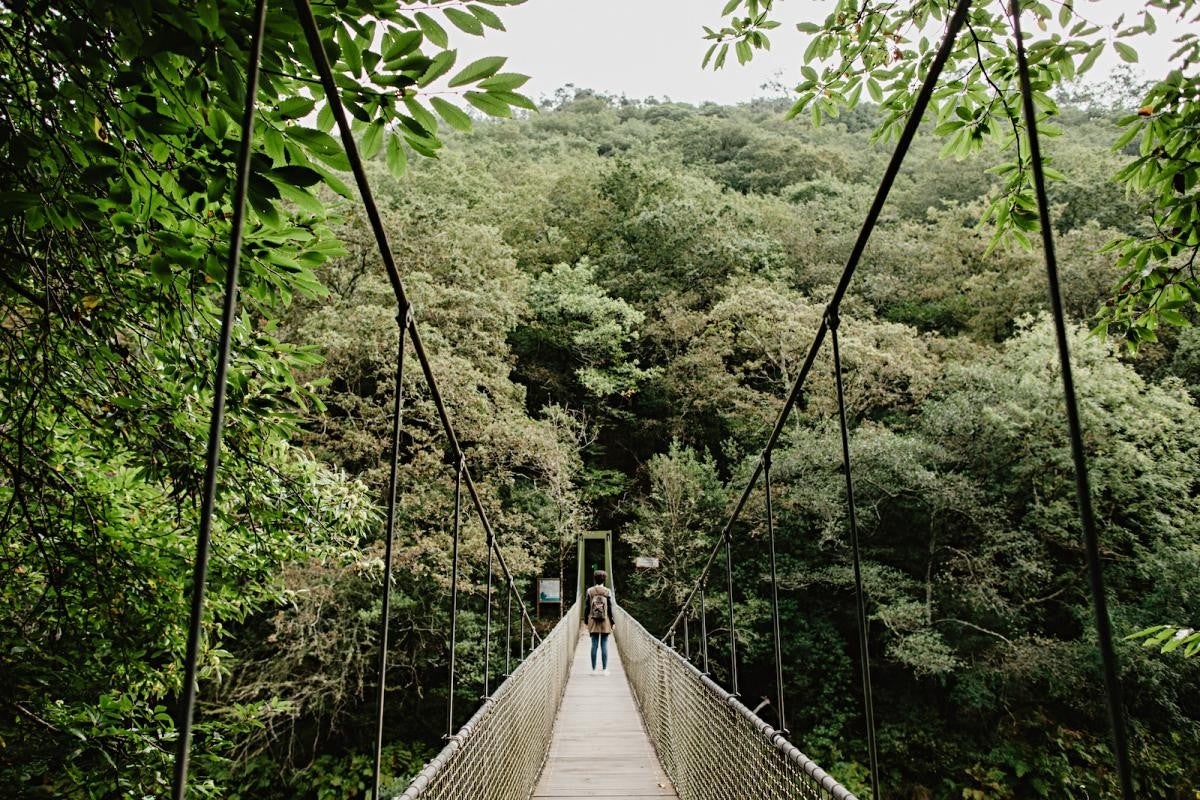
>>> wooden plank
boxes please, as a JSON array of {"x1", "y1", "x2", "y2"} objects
[{"x1": 531, "y1": 627, "x2": 678, "y2": 799}]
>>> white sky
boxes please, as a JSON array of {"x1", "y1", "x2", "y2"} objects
[{"x1": 453, "y1": 0, "x2": 1190, "y2": 106}]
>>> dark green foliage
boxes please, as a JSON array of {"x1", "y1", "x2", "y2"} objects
[{"x1": 0, "y1": 0, "x2": 533, "y2": 796}]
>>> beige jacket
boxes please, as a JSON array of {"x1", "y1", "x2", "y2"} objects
[{"x1": 585, "y1": 585, "x2": 614, "y2": 634}]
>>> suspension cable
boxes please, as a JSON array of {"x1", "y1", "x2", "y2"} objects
[
  {"x1": 290, "y1": 0, "x2": 542, "y2": 639},
  {"x1": 683, "y1": 608, "x2": 691, "y2": 660},
  {"x1": 725, "y1": 533, "x2": 739, "y2": 695},
  {"x1": 661, "y1": 0, "x2": 974, "y2": 641},
  {"x1": 483, "y1": 535, "x2": 495, "y2": 698},
  {"x1": 1010, "y1": 4, "x2": 1134, "y2": 796},
  {"x1": 700, "y1": 583, "x2": 709, "y2": 674},
  {"x1": 372, "y1": 307, "x2": 410, "y2": 800},
  {"x1": 446, "y1": 458, "x2": 463, "y2": 738},
  {"x1": 829, "y1": 310, "x2": 880, "y2": 800},
  {"x1": 505, "y1": 578, "x2": 513, "y2": 676},
  {"x1": 290, "y1": 0, "x2": 547, "y2": 759},
  {"x1": 764, "y1": 454, "x2": 787, "y2": 734},
  {"x1": 171, "y1": 2, "x2": 268, "y2": 796}
]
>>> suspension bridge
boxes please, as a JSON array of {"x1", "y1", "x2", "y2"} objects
[{"x1": 167, "y1": 0, "x2": 1136, "y2": 798}]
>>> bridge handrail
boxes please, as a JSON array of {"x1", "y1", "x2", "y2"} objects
[
  {"x1": 616, "y1": 603, "x2": 860, "y2": 800},
  {"x1": 395, "y1": 600, "x2": 580, "y2": 800}
]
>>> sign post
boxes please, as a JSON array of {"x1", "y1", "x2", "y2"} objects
[{"x1": 536, "y1": 578, "x2": 561, "y2": 617}]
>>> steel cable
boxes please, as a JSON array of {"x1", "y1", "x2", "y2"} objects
[
  {"x1": 1010, "y1": 3, "x2": 1134, "y2": 795},
  {"x1": 663, "y1": 0, "x2": 976, "y2": 641},
  {"x1": 373, "y1": 309, "x2": 411, "y2": 800},
  {"x1": 483, "y1": 535, "x2": 494, "y2": 698},
  {"x1": 725, "y1": 535, "x2": 739, "y2": 695},
  {"x1": 171, "y1": 1, "x2": 269, "y2": 795},
  {"x1": 764, "y1": 454, "x2": 787, "y2": 735},
  {"x1": 283, "y1": 4, "x2": 547, "y2": 796},
  {"x1": 828, "y1": 312, "x2": 880, "y2": 800},
  {"x1": 446, "y1": 459, "x2": 463, "y2": 738}
]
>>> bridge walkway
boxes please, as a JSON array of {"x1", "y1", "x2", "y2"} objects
[{"x1": 531, "y1": 626, "x2": 677, "y2": 800}]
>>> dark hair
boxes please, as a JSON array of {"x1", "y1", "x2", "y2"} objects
[{"x1": 593, "y1": 570, "x2": 606, "y2": 586}]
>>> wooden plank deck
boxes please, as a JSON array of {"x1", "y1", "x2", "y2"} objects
[{"x1": 531, "y1": 625, "x2": 678, "y2": 800}]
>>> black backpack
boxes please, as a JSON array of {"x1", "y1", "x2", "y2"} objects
[{"x1": 589, "y1": 588, "x2": 608, "y2": 622}]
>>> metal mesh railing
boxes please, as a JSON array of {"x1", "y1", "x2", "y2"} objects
[
  {"x1": 617, "y1": 605, "x2": 859, "y2": 800},
  {"x1": 395, "y1": 601, "x2": 579, "y2": 800}
]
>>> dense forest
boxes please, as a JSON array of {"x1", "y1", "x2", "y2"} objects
[{"x1": 3, "y1": 1, "x2": 1199, "y2": 799}]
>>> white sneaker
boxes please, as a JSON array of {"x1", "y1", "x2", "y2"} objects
[{"x1": 603, "y1": 668, "x2": 610, "y2": 675}]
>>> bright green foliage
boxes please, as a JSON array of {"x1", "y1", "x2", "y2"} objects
[
  {"x1": 1104, "y1": 54, "x2": 1200, "y2": 345},
  {"x1": 706, "y1": 0, "x2": 1200, "y2": 345},
  {"x1": 513, "y1": 260, "x2": 653, "y2": 401},
  {"x1": 1127, "y1": 624, "x2": 1200, "y2": 657}
]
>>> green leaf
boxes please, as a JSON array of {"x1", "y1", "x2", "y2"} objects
[
  {"x1": 448, "y1": 56, "x2": 506, "y2": 87},
  {"x1": 419, "y1": 49, "x2": 458, "y2": 86},
  {"x1": 273, "y1": 181, "x2": 324, "y2": 216},
  {"x1": 386, "y1": 134, "x2": 407, "y2": 179},
  {"x1": 383, "y1": 30, "x2": 423, "y2": 61},
  {"x1": 276, "y1": 96, "x2": 315, "y2": 120},
  {"x1": 262, "y1": 124, "x2": 287, "y2": 162},
  {"x1": 1159, "y1": 308, "x2": 1189, "y2": 327},
  {"x1": 110, "y1": 210, "x2": 138, "y2": 228},
  {"x1": 1125, "y1": 624, "x2": 1171, "y2": 639},
  {"x1": 1114, "y1": 41, "x2": 1138, "y2": 63},
  {"x1": 285, "y1": 127, "x2": 350, "y2": 171},
  {"x1": 444, "y1": 8, "x2": 485, "y2": 36},
  {"x1": 430, "y1": 97, "x2": 473, "y2": 132},
  {"x1": 137, "y1": 112, "x2": 189, "y2": 136},
  {"x1": 336, "y1": 25, "x2": 362, "y2": 76},
  {"x1": 721, "y1": 0, "x2": 741, "y2": 15},
  {"x1": 415, "y1": 12, "x2": 449, "y2": 48},
  {"x1": 468, "y1": 4, "x2": 505, "y2": 30},
  {"x1": 197, "y1": 0, "x2": 219, "y2": 32},
  {"x1": 464, "y1": 90, "x2": 511, "y2": 117},
  {"x1": 311, "y1": 164, "x2": 353, "y2": 198},
  {"x1": 477, "y1": 72, "x2": 530, "y2": 91},
  {"x1": 269, "y1": 166, "x2": 323, "y2": 187},
  {"x1": 735, "y1": 39, "x2": 752, "y2": 65},
  {"x1": 0, "y1": 191, "x2": 41, "y2": 216},
  {"x1": 1078, "y1": 41, "x2": 1104, "y2": 74},
  {"x1": 316, "y1": 102, "x2": 335, "y2": 132},
  {"x1": 488, "y1": 90, "x2": 536, "y2": 111},
  {"x1": 361, "y1": 120, "x2": 385, "y2": 159},
  {"x1": 403, "y1": 97, "x2": 438, "y2": 136}
]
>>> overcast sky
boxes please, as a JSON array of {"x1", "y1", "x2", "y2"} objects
[{"x1": 454, "y1": 0, "x2": 1189, "y2": 106}]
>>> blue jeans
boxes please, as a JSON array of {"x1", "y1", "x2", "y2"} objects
[{"x1": 590, "y1": 632, "x2": 609, "y2": 670}]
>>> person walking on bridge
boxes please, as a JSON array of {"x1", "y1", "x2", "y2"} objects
[{"x1": 587, "y1": 570, "x2": 615, "y2": 675}]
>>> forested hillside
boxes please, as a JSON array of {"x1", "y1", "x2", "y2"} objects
[
  {"x1": 376, "y1": 91, "x2": 1200, "y2": 799},
  {"x1": 3, "y1": 5, "x2": 1199, "y2": 798}
]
